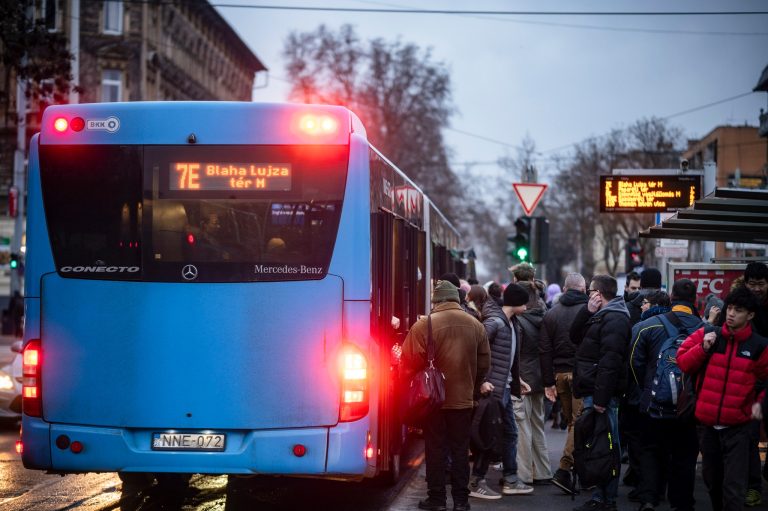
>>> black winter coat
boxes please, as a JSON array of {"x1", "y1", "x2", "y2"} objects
[
  {"x1": 539, "y1": 289, "x2": 588, "y2": 386},
  {"x1": 518, "y1": 304, "x2": 546, "y2": 393},
  {"x1": 570, "y1": 296, "x2": 631, "y2": 407},
  {"x1": 481, "y1": 300, "x2": 522, "y2": 399}
]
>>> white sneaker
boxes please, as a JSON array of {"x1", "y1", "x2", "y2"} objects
[
  {"x1": 469, "y1": 478, "x2": 502, "y2": 500},
  {"x1": 501, "y1": 480, "x2": 534, "y2": 495}
]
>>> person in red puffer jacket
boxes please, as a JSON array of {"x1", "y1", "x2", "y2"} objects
[{"x1": 677, "y1": 286, "x2": 768, "y2": 511}]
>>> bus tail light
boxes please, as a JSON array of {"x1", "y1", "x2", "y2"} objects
[
  {"x1": 339, "y1": 345, "x2": 368, "y2": 422},
  {"x1": 22, "y1": 340, "x2": 42, "y2": 417}
]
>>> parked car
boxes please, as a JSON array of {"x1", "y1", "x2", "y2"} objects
[{"x1": 0, "y1": 341, "x2": 22, "y2": 424}]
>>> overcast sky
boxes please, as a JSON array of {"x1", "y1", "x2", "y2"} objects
[{"x1": 214, "y1": 0, "x2": 768, "y2": 183}]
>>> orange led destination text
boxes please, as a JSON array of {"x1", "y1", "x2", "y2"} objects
[{"x1": 174, "y1": 162, "x2": 291, "y2": 190}]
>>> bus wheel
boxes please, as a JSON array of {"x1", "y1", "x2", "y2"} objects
[{"x1": 387, "y1": 453, "x2": 401, "y2": 484}]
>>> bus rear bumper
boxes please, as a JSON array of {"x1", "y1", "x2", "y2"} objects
[{"x1": 21, "y1": 418, "x2": 370, "y2": 477}]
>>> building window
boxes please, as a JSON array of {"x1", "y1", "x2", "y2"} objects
[
  {"x1": 102, "y1": 70, "x2": 122, "y2": 102},
  {"x1": 44, "y1": 0, "x2": 58, "y2": 31},
  {"x1": 103, "y1": 0, "x2": 123, "y2": 34}
]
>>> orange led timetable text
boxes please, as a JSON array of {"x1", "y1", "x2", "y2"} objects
[{"x1": 174, "y1": 163, "x2": 291, "y2": 190}]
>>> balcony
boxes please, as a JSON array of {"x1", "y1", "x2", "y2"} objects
[{"x1": 760, "y1": 110, "x2": 768, "y2": 138}]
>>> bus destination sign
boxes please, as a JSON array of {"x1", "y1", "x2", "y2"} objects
[
  {"x1": 170, "y1": 162, "x2": 292, "y2": 191},
  {"x1": 600, "y1": 175, "x2": 701, "y2": 213}
]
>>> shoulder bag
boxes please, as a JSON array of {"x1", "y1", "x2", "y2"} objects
[{"x1": 403, "y1": 315, "x2": 446, "y2": 426}]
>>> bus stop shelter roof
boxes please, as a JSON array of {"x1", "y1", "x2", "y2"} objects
[{"x1": 639, "y1": 187, "x2": 768, "y2": 244}]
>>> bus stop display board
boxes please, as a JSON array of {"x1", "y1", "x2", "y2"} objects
[{"x1": 600, "y1": 175, "x2": 701, "y2": 213}]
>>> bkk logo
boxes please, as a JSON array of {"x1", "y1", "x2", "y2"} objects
[{"x1": 60, "y1": 266, "x2": 140, "y2": 273}]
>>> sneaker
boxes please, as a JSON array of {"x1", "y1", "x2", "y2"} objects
[
  {"x1": 490, "y1": 462, "x2": 503, "y2": 471},
  {"x1": 746, "y1": 489, "x2": 762, "y2": 507},
  {"x1": 501, "y1": 480, "x2": 533, "y2": 495},
  {"x1": 469, "y1": 478, "x2": 501, "y2": 500},
  {"x1": 638, "y1": 503, "x2": 655, "y2": 511},
  {"x1": 552, "y1": 468, "x2": 576, "y2": 495},
  {"x1": 418, "y1": 498, "x2": 447, "y2": 511}
]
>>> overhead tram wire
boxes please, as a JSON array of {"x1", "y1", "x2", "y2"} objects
[
  {"x1": 539, "y1": 90, "x2": 761, "y2": 155},
  {"x1": 204, "y1": 4, "x2": 768, "y2": 16},
  {"x1": 349, "y1": 0, "x2": 768, "y2": 36}
]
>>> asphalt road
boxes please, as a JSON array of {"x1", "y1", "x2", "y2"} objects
[{"x1": 0, "y1": 424, "x2": 424, "y2": 511}]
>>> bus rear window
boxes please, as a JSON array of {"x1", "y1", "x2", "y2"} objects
[{"x1": 40, "y1": 145, "x2": 349, "y2": 282}]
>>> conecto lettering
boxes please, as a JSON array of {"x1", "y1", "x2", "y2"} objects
[{"x1": 60, "y1": 266, "x2": 140, "y2": 273}]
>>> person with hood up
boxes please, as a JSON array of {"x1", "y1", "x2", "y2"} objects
[
  {"x1": 546, "y1": 283, "x2": 562, "y2": 309},
  {"x1": 514, "y1": 280, "x2": 553, "y2": 486},
  {"x1": 540, "y1": 272, "x2": 589, "y2": 495},
  {"x1": 570, "y1": 274, "x2": 631, "y2": 511}
]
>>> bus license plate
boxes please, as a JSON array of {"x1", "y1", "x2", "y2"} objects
[{"x1": 151, "y1": 432, "x2": 226, "y2": 451}]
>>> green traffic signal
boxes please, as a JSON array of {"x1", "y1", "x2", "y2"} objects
[
  {"x1": 9, "y1": 253, "x2": 18, "y2": 269},
  {"x1": 516, "y1": 246, "x2": 529, "y2": 261}
]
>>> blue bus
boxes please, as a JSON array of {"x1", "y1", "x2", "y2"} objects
[{"x1": 20, "y1": 102, "x2": 466, "y2": 482}]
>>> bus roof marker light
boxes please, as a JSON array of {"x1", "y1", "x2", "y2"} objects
[
  {"x1": 299, "y1": 114, "x2": 339, "y2": 136},
  {"x1": 54, "y1": 117, "x2": 68, "y2": 132}
]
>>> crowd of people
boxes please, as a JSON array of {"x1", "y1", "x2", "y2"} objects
[{"x1": 400, "y1": 261, "x2": 768, "y2": 511}]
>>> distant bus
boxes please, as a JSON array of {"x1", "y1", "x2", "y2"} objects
[{"x1": 20, "y1": 102, "x2": 465, "y2": 483}]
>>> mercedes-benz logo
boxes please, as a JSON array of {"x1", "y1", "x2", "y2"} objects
[{"x1": 182, "y1": 264, "x2": 198, "y2": 281}]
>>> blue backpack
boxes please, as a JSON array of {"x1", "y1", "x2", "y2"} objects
[{"x1": 647, "y1": 312, "x2": 701, "y2": 419}]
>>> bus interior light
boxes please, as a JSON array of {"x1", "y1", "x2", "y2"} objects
[{"x1": 54, "y1": 118, "x2": 69, "y2": 132}]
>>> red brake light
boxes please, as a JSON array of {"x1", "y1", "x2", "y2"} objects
[
  {"x1": 53, "y1": 118, "x2": 68, "y2": 132},
  {"x1": 70, "y1": 117, "x2": 85, "y2": 132},
  {"x1": 22, "y1": 340, "x2": 42, "y2": 417},
  {"x1": 339, "y1": 345, "x2": 369, "y2": 422}
]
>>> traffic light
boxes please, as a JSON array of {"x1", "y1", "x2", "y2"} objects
[
  {"x1": 625, "y1": 238, "x2": 644, "y2": 272},
  {"x1": 9, "y1": 253, "x2": 19, "y2": 270},
  {"x1": 513, "y1": 216, "x2": 531, "y2": 262}
]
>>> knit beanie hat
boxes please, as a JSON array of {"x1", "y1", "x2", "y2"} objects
[
  {"x1": 704, "y1": 294, "x2": 724, "y2": 319},
  {"x1": 432, "y1": 280, "x2": 460, "y2": 304},
  {"x1": 503, "y1": 283, "x2": 529, "y2": 307},
  {"x1": 640, "y1": 268, "x2": 662, "y2": 289}
]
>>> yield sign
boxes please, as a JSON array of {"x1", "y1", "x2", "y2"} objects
[{"x1": 513, "y1": 183, "x2": 548, "y2": 216}]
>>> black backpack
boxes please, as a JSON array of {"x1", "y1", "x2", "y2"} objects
[
  {"x1": 470, "y1": 395, "x2": 505, "y2": 460},
  {"x1": 573, "y1": 408, "x2": 620, "y2": 489}
]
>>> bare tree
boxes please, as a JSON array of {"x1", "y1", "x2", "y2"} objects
[
  {"x1": 283, "y1": 24, "x2": 463, "y2": 218},
  {"x1": 547, "y1": 118, "x2": 682, "y2": 277},
  {"x1": 0, "y1": 1, "x2": 78, "y2": 125}
]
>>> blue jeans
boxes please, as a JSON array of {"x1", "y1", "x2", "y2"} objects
[
  {"x1": 501, "y1": 384, "x2": 519, "y2": 482},
  {"x1": 582, "y1": 396, "x2": 620, "y2": 504}
]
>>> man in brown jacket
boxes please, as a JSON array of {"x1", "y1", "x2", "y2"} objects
[{"x1": 403, "y1": 280, "x2": 491, "y2": 511}]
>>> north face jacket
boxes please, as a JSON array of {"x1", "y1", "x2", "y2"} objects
[{"x1": 677, "y1": 322, "x2": 768, "y2": 426}]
